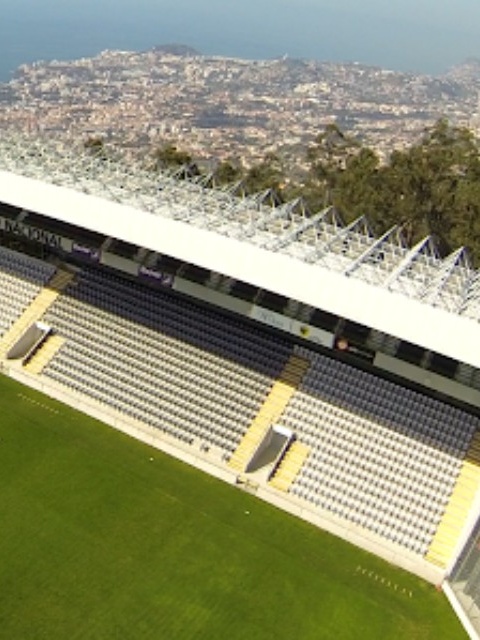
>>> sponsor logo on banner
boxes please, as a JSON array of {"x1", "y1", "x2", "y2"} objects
[
  {"x1": 138, "y1": 265, "x2": 173, "y2": 288},
  {"x1": 71, "y1": 243, "x2": 101, "y2": 262},
  {"x1": 250, "y1": 306, "x2": 291, "y2": 332}
]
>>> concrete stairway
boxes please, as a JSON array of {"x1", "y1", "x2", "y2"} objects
[
  {"x1": 269, "y1": 441, "x2": 310, "y2": 492},
  {"x1": 426, "y1": 431, "x2": 480, "y2": 568},
  {"x1": 229, "y1": 354, "x2": 309, "y2": 473},
  {"x1": 0, "y1": 268, "x2": 73, "y2": 359},
  {"x1": 24, "y1": 334, "x2": 66, "y2": 375}
]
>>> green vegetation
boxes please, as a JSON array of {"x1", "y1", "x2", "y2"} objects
[
  {"x1": 0, "y1": 373, "x2": 465, "y2": 639},
  {"x1": 157, "y1": 119, "x2": 480, "y2": 264},
  {"x1": 294, "y1": 119, "x2": 480, "y2": 263},
  {"x1": 153, "y1": 143, "x2": 195, "y2": 172}
]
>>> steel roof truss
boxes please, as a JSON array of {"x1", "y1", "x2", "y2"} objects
[
  {"x1": 343, "y1": 226, "x2": 400, "y2": 277},
  {"x1": 265, "y1": 206, "x2": 334, "y2": 252}
]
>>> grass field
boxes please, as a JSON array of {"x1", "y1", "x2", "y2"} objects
[{"x1": 0, "y1": 373, "x2": 466, "y2": 639}]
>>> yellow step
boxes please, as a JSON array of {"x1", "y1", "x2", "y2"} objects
[
  {"x1": 24, "y1": 335, "x2": 65, "y2": 375},
  {"x1": 229, "y1": 354, "x2": 310, "y2": 473},
  {"x1": 0, "y1": 268, "x2": 73, "y2": 359},
  {"x1": 426, "y1": 553, "x2": 450, "y2": 567},
  {"x1": 269, "y1": 441, "x2": 310, "y2": 492},
  {"x1": 47, "y1": 268, "x2": 74, "y2": 292},
  {"x1": 426, "y1": 430, "x2": 480, "y2": 569}
]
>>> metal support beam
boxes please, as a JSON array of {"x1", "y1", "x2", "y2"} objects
[
  {"x1": 420, "y1": 247, "x2": 471, "y2": 309},
  {"x1": 383, "y1": 236, "x2": 437, "y2": 289},
  {"x1": 238, "y1": 197, "x2": 308, "y2": 239},
  {"x1": 304, "y1": 215, "x2": 369, "y2": 263},
  {"x1": 343, "y1": 226, "x2": 400, "y2": 276},
  {"x1": 265, "y1": 206, "x2": 334, "y2": 251},
  {"x1": 1, "y1": 132, "x2": 480, "y2": 333},
  {"x1": 459, "y1": 273, "x2": 480, "y2": 320}
]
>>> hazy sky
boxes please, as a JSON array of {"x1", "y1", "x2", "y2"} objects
[{"x1": 0, "y1": 0, "x2": 479, "y2": 79}]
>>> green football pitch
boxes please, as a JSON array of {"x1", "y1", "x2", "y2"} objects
[{"x1": 0, "y1": 373, "x2": 466, "y2": 639}]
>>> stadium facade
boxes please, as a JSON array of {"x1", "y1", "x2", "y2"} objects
[{"x1": 1, "y1": 136, "x2": 480, "y2": 638}]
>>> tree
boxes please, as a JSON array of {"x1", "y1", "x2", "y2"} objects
[
  {"x1": 376, "y1": 120, "x2": 480, "y2": 251},
  {"x1": 153, "y1": 144, "x2": 193, "y2": 170},
  {"x1": 140, "y1": 120, "x2": 480, "y2": 262},
  {"x1": 334, "y1": 147, "x2": 382, "y2": 225},
  {"x1": 243, "y1": 153, "x2": 285, "y2": 197},
  {"x1": 83, "y1": 136, "x2": 108, "y2": 160},
  {"x1": 213, "y1": 160, "x2": 244, "y2": 187},
  {"x1": 305, "y1": 123, "x2": 360, "y2": 206}
]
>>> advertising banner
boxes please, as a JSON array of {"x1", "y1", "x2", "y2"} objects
[{"x1": 138, "y1": 265, "x2": 174, "y2": 288}]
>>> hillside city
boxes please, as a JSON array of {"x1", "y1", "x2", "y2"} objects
[{"x1": 1, "y1": 44, "x2": 480, "y2": 169}]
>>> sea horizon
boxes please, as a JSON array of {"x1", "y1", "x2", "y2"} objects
[{"x1": 1, "y1": 2, "x2": 475, "y2": 85}]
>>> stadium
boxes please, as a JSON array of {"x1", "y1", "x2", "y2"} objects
[{"x1": 0, "y1": 133, "x2": 480, "y2": 638}]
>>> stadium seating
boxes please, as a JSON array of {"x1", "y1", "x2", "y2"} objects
[
  {"x1": 41, "y1": 266, "x2": 293, "y2": 454},
  {"x1": 0, "y1": 246, "x2": 55, "y2": 337},
  {"x1": 282, "y1": 346, "x2": 479, "y2": 555},
  {"x1": 1, "y1": 247, "x2": 479, "y2": 563}
]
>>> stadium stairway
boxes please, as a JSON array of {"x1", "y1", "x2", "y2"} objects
[
  {"x1": 24, "y1": 334, "x2": 66, "y2": 375},
  {"x1": 426, "y1": 431, "x2": 480, "y2": 569},
  {"x1": 0, "y1": 268, "x2": 74, "y2": 360},
  {"x1": 228, "y1": 354, "x2": 310, "y2": 473},
  {"x1": 269, "y1": 441, "x2": 310, "y2": 491}
]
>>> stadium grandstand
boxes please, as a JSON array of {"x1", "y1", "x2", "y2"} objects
[{"x1": 2, "y1": 134, "x2": 480, "y2": 638}]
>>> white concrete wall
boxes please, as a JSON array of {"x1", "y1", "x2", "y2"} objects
[
  {"x1": 443, "y1": 582, "x2": 480, "y2": 640},
  {"x1": 101, "y1": 252, "x2": 139, "y2": 275},
  {"x1": 256, "y1": 484, "x2": 445, "y2": 585},
  {"x1": 7, "y1": 323, "x2": 50, "y2": 360},
  {"x1": 174, "y1": 277, "x2": 254, "y2": 316},
  {"x1": 375, "y1": 353, "x2": 480, "y2": 407}
]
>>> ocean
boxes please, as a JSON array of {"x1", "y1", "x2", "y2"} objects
[
  {"x1": 0, "y1": 10, "x2": 169, "y2": 83},
  {"x1": 0, "y1": 3, "x2": 285, "y2": 84},
  {"x1": 0, "y1": 1, "x2": 465, "y2": 83}
]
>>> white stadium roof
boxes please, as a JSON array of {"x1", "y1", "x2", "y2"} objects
[{"x1": 0, "y1": 134, "x2": 480, "y2": 368}]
